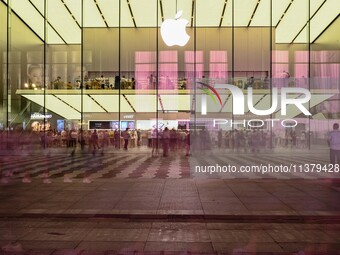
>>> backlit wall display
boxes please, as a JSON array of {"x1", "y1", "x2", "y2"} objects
[
  {"x1": 89, "y1": 121, "x2": 111, "y2": 130},
  {"x1": 89, "y1": 121, "x2": 135, "y2": 130}
]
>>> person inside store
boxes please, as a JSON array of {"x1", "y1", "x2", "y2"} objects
[
  {"x1": 123, "y1": 128, "x2": 131, "y2": 150},
  {"x1": 120, "y1": 76, "x2": 128, "y2": 89},
  {"x1": 99, "y1": 75, "x2": 106, "y2": 89},
  {"x1": 149, "y1": 74, "x2": 156, "y2": 89},
  {"x1": 328, "y1": 123, "x2": 340, "y2": 164},
  {"x1": 244, "y1": 76, "x2": 255, "y2": 89},
  {"x1": 131, "y1": 77, "x2": 136, "y2": 89},
  {"x1": 114, "y1": 74, "x2": 120, "y2": 89},
  {"x1": 52, "y1": 76, "x2": 63, "y2": 89},
  {"x1": 72, "y1": 65, "x2": 88, "y2": 89},
  {"x1": 27, "y1": 64, "x2": 43, "y2": 89},
  {"x1": 181, "y1": 78, "x2": 187, "y2": 90}
]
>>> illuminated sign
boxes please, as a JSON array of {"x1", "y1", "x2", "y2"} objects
[{"x1": 30, "y1": 113, "x2": 52, "y2": 120}]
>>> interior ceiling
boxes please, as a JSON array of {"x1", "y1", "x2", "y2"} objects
[
  {"x1": 4, "y1": 0, "x2": 340, "y2": 44},
  {"x1": 17, "y1": 90, "x2": 334, "y2": 120}
]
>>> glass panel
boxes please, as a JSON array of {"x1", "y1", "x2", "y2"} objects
[
  {"x1": 83, "y1": 1, "x2": 119, "y2": 151},
  {"x1": 10, "y1": 0, "x2": 44, "y2": 136},
  {"x1": 0, "y1": 1, "x2": 7, "y2": 130}
]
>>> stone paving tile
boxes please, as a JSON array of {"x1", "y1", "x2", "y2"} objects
[
  {"x1": 68, "y1": 201, "x2": 116, "y2": 210},
  {"x1": 0, "y1": 227, "x2": 34, "y2": 241},
  {"x1": 109, "y1": 209, "x2": 158, "y2": 215},
  {"x1": 25, "y1": 250, "x2": 55, "y2": 255},
  {"x1": 319, "y1": 224, "x2": 340, "y2": 230},
  {"x1": 83, "y1": 229, "x2": 150, "y2": 242},
  {"x1": 144, "y1": 242, "x2": 214, "y2": 252},
  {"x1": 76, "y1": 241, "x2": 145, "y2": 252},
  {"x1": 121, "y1": 194, "x2": 162, "y2": 202},
  {"x1": 206, "y1": 223, "x2": 263, "y2": 230},
  {"x1": 0, "y1": 221, "x2": 45, "y2": 229},
  {"x1": 158, "y1": 201, "x2": 202, "y2": 211},
  {"x1": 242, "y1": 203, "x2": 292, "y2": 211},
  {"x1": 212, "y1": 242, "x2": 284, "y2": 253},
  {"x1": 95, "y1": 222, "x2": 152, "y2": 229},
  {"x1": 259, "y1": 223, "x2": 323, "y2": 230},
  {"x1": 24, "y1": 202, "x2": 75, "y2": 210},
  {"x1": 18, "y1": 209, "x2": 67, "y2": 214},
  {"x1": 147, "y1": 229, "x2": 211, "y2": 242},
  {"x1": 201, "y1": 202, "x2": 248, "y2": 213},
  {"x1": 19, "y1": 228, "x2": 91, "y2": 241},
  {"x1": 321, "y1": 230, "x2": 340, "y2": 242},
  {"x1": 51, "y1": 249, "x2": 82, "y2": 255},
  {"x1": 39, "y1": 221, "x2": 98, "y2": 229},
  {"x1": 114, "y1": 201, "x2": 160, "y2": 211},
  {"x1": 156, "y1": 209, "x2": 204, "y2": 215},
  {"x1": 278, "y1": 242, "x2": 340, "y2": 253},
  {"x1": 78, "y1": 251, "x2": 106, "y2": 255},
  {"x1": 266, "y1": 229, "x2": 338, "y2": 243},
  {"x1": 285, "y1": 201, "x2": 339, "y2": 211},
  {"x1": 151, "y1": 222, "x2": 206, "y2": 230},
  {"x1": 208, "y1": 230, "x2": 274, "y2": 243},
  {"x1": 17, "y1": 240, "x2": 79, "y2": 250}
]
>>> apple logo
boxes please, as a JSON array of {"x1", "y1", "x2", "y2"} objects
[{"x1": 161, "y1": 10, "x2": 190, "y2": 47}]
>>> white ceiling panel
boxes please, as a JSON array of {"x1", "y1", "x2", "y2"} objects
[
  {"x1": 121, "y1": 0, "x2": 134, "y2": 27},
  {"x1": 293, "y1": 0, "x2": 330, "y2": 43},
  {"x1": 244, "y1": 95, "x2": 263, "y2": 112},
  {"x1": 84, "y1": 0, "x2": 106, "y2": 27},
  {"x1": 11, "y1": 0, "x2": 44, "y2": 39},
  {"x1": 23, "y1": 94, "x2": 80, "y2": 119},
  {"x1": 234, "y1": 0, "x2": 257, "y2": 26},
  {"x1": 158, "y1": 94, "x2": 191, "y2": 111},
  {"x1": 120, "y1": 95, "x2": 135, "y2": 112},
  {"x1": 97, "y1": 0, "x2": 119, "y2": 27},
  {"x1": 91, "y1": 94, "x2": 134, "y2": 112},
  {"x1": 251, "y1": 94, "x2": 271, "y2": 111},
  {"x1": 47, "y1": 24, "x2": 64, "y2": 44},
  {"x1": 306, "y1": 0, "x2": 339, "y2": 43},
  {"x1": 272, "y1": 0, "x2": 290, "y2": 26},
  {"x1": 30, "y1": 0, "x2": 44, "y2": 14},
  {"x1": 56, "y1": 95, "x2": 106, "y2": 113},
  {"x1": 250, "y1": 0, "x2": 271, "y2": 26},
  {"x1": 47, "y1": 0, "x2": 81, "y2": 43},
  {"x1": 63, "y1": 0, "x2": 82, "y2": 25},
  {"x1": 91, "y1": 95, "x2": 119, "y2": 112},
  {"x1": 127, "y1": 95, "x2": 157, "y2": 112},
  {"x1": 6, "y1": 0, "x2": 339, "y2": 45},
  {"x1": 276, "y1": 0, "x2": 309, "y2": 43},
  {"x1": 162, "y1": 0, "x2": 192, "y2": 26},
  {"x1": 221, "y1": 0, "x2": 233, "y2": 26},
  {"x1": 196, "y1": 0, "x2": 224, "y2": 27},
  {"x1": 251, "y1": 0, "x2": 291, "y2": 26},
  {"x1": 130, "y1": 0, "x2": 157, "y2": 27}
]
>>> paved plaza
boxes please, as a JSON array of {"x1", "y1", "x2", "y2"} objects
[{"x1": 0, "y1": 147, "x2": 339, "y2": 254}]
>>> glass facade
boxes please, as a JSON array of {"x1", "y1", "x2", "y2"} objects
[{"x1": 0, "y1": 0, "x2": 339, "y2": 150}]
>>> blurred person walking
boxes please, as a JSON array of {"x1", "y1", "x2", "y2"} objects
[
  {"x1": 162, "y1": 127, "x2": 170, "y2": 157},
  {"x1": 328, "y1": 123, "x2": 340, "y2": 164},
  {"x1": 123, "y1": 128, "x2": 131, "y2": 150}
]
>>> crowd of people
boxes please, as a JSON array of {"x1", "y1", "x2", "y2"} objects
[
  {"x1": 0, "y1": 128, "x2": 191, "y2": 157},
  {"x1": 1, "y1": 125, "x2": 339, "y2": 164}
]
